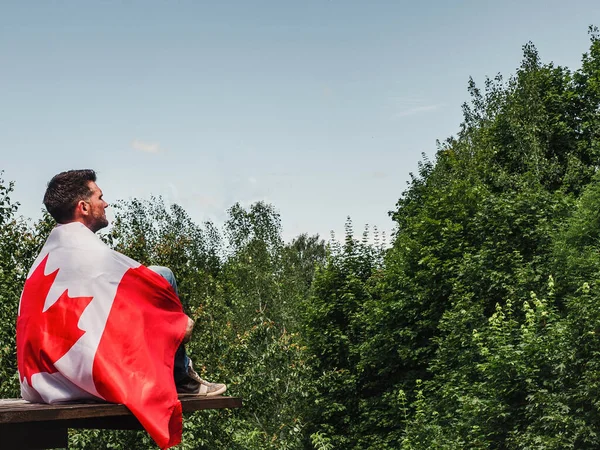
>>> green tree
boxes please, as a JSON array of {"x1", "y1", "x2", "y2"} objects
[
  {"x1": 303, "y1": 221, "x2": 385, "y2": 449},
  {"x1": 357, "y1": 31, "x2": 600, "y2": 448},
  {"x1": 0, "y1": 173, "x2": 53, "y2": 398}
]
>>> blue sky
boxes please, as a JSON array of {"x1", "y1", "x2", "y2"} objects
[{"x1": 1, "y1": 1, "x2": 599, "y2": 242}]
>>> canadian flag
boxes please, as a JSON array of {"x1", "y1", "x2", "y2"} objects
[{"x1": 17, "y1": 222, "x2": 189, "y2": 449}]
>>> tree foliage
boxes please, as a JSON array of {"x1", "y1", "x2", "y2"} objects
[{"x1": 4, "y1": 27, "x2": 600, "y2": 449}]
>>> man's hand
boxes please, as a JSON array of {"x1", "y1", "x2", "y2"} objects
[{"x1": 183, "y1": 316, "x2": 195, "y2": 343}]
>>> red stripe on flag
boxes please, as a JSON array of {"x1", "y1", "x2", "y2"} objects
[{"x1": 92, "y1": 265, "x2": 188, "y2": 449}]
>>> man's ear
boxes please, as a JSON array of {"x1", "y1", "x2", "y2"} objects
[{"x1": 75, "y1": 200, "x2": 90, "y2": 217}]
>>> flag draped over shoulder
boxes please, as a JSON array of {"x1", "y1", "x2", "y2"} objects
[{"x1": 17, "y1": 222, "x2": 189, "y2": 449}]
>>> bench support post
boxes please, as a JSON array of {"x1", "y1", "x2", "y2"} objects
[{"x1": 0, "y1": 422, "x2": 68, "y2": 450}]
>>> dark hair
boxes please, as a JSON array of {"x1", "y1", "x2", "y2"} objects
[{"x1": 43, "y1": 169, "x2": 97, "y2": 223}]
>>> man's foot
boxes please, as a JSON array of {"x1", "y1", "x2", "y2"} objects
[{"x1": 176, "y1": 360, "x2": 227, "y2": 396}]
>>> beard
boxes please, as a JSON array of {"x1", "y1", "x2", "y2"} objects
[{"x1": 89, "y1": 213, "x2": 109, "y2": 233}]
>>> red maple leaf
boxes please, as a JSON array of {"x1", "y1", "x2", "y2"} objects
[{"x1": 17, "y1": 255, "x2": 94, "y2": 383}]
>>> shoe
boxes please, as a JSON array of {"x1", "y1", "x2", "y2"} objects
[{"x1": 176, "y1": 360, "x2": 227, "y2": 396}]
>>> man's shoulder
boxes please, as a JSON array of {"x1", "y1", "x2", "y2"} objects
[
  {"x1": 28, "y1": 225, "x2": 140, "y2": 281},
  {"x1": 50, "y1": 222, "x2": 108, "y2": 250}
]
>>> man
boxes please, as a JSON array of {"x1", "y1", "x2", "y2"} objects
[{"x1": 17, "y1": 169, "x2": 224, "y2": 449}]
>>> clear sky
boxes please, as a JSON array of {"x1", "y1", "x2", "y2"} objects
[{"x1": 1, "y1": 1, "x2": 599, "y2": 242}]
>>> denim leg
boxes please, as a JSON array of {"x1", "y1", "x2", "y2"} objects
[
  {"x1": 173, "y1": 346, "x2": 191, "y2": 383},
  {"x1": 148, "y1": 265, "x2": 179, "y2": 296},
  {"x1": 148, "y1": 265, "x2": 189, "y2": 382}
]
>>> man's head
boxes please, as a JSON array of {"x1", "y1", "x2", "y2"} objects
[{"x1": 43, "y1": 169, "x2": 109, "y2": 232}]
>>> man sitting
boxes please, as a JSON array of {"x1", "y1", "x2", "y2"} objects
[{"x1": 20, "y1": 169, "x2": 225, "y2": 400}]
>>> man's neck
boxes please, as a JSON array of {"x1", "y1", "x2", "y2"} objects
[{"x1": 59, "y1": 219, "x2": 95, "y2": 232}]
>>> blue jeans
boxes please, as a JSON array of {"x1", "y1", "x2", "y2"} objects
[{"x1": 148, "y1": 265, "x2": 190, "y2": 383}]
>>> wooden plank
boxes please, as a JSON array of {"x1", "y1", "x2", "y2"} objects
[
  {"x1": 0, "y1": 396, "x2": 242, "y2": 424},
  {"x1": 0, "y1": 396, "x2": 242, "y2": 449}
]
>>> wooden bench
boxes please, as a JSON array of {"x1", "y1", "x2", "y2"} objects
[{"x1": 0, "y1": 395, "x2": 242, "y2": 449}]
